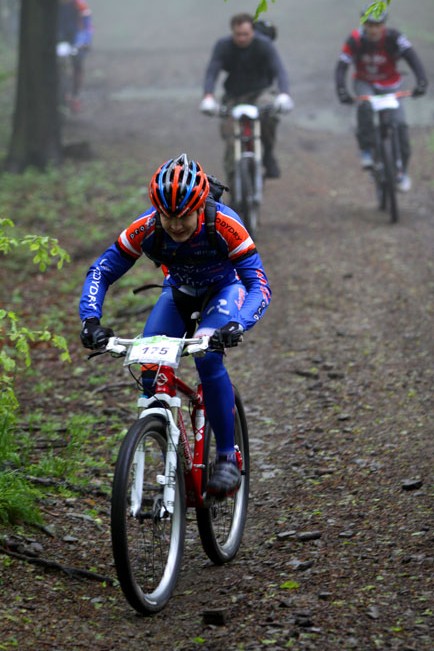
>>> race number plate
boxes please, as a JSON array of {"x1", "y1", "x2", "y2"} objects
[
  {"x1": 369, "y1": 94, "x2": 399, "y2": 111},
  {"x1": 124, "y1": 336, "x2": 184, "y2": 368}
]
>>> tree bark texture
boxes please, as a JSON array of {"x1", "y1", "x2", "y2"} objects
[{"x1": 5, "y1": 0, "x2": 62, "y2": 172}]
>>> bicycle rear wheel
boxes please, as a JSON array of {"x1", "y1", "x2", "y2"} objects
[
  {"x1": 111, "y1": 415, "x2": 186, "y2": 614},
  {"x1": 382, "y1": 137, "x2": 399, "y2": 223},
  {"x1": 196, "y1": 388, "x2": 250, "y2": 564},
  {"x1": 238, "y1": 157, "x2": 260, "y2": 239}
]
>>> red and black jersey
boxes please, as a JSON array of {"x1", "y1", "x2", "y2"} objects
[{"x1": 339, "y1": 27, "x2": 412, "y2": 89}]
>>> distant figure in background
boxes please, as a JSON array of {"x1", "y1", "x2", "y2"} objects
[
  {"x1": 199, "y1": 13, "x2": 293, "y2": 183},
  {"x1": 335, "y1": 2, "x2": 428, "y2": 192},
  {"x1": 57, "y1": 0, "x2": 93, "y2": 112}
]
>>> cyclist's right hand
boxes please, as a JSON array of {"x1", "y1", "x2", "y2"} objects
[
  {"x1": 199, "y1": 95, "x2": 219, "y2": 116},
  {"x1": 80, "y1": 318, "x2": 114, "y2": 350},
  {"x1": 412, "y1": 83, "x2": 427, "y2": 98},
  {"x1": 337, "y1": 87, "x2": 354, "y2": 105},
  {"x1": 210, "y1": 322, "x2": 244, "y2": 349}
]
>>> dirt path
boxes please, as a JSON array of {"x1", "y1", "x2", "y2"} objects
[{"x1": 1, "y1": 2, "x2": 434, "y2": 649}]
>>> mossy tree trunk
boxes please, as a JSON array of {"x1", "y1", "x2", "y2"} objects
[{"x1": 5, "y1": 0, "x2": 61, "y2": 173}]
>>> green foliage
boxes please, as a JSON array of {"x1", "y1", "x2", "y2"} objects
[
  {"x1": 0, "y1": 162, "x2": 148, "y2": 262},
  {"x1": 0, "y1": 156, "x2": 152, "y2": 526},
  {"x1": 0, "y1": 216, "x2": 71, "y2": 524},
  {"x1": 0, "y1": 472, "x2": 43, "y2": 525},
  {"x1": 226, "y1": 1, "x2": 395, "y2": 23},
  {"x1": 28, "y1": 414, "x2": 99, "y2": 482},
  {"x1": 0, "y1": 218, "x2": 70, "y2": 271},
  {"x1": 1, "y1": 310, "x2": 70, "y2": 372},
  {"x1": 253, "y1": 0, "x2": 276, "y2": 21},
  {"x1": 223, "y1": 0, "x2": 276, "y2": 21},
  {"x1": 280, "y1": 579, "x2": 300, "y2": 590}
]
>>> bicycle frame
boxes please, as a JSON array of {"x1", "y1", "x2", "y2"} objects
[
  {"x1": 135, "y1": 370, "x2": 207, "y2": 514},
  {"x1": 369, "y1": 93, "x2": 405, "y2": 176},
  {"x1": 106, "y1": 335, "x2": 211, "y2": 515}
]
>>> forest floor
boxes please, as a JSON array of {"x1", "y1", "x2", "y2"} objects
[{"x1": 1, "y1": 20, "x2": 434, "y2": 651}]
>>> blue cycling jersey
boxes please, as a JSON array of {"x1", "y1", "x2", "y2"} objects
[
  {"x1": 79, "y1": 202, "x2": 271, "y2": 331},
  {"x1": 79, "y1": 200, "x2": 271, "y2": 459}
]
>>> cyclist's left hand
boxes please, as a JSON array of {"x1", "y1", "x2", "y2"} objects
[
  {"x1": 412, "y1": 83, "x2": 427, "y2": 98},
  {"x1": 80, "y1": 318, "x2": 114, "y2": 350},
  {"x1": 274, "y1": 93, "x2": 294, "y2": 114},
  {"x1": 337, "y1": 87, "x2": 354, "y2": 104},
  {"x1": 199, "y1": 95, "x2": 220, "y2": 115},
  {"x1": 210, "y1": 322, "x2": 244, "y2": 348}
]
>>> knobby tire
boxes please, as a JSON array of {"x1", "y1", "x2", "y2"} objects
[
  {"x1": 373, "y1": 151, "x2": 387, "y2": 212},
  {"x1": 196, "y1": 387, "x2": 250, "y2": 564},
  {"x1": 239, "y1": 157, "x2": 259, "y2": 239},
  {"x1": 111, "y1": 415, "x2": 186, "y2": 615},
  {"x1": 382, "y1": 136, "x2": 399, "y2": 223}
]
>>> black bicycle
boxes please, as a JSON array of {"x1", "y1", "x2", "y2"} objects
[{"x1": 358, "y1": 90, "x2": 412, "y2": 224}]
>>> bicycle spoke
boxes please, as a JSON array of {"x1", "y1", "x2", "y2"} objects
[
  {"x1": 111, "y1": 416, "x2": 185, "y2": 614},
  {"x1": 196, "y1": 388, "x2": 250, "y2": 564}
]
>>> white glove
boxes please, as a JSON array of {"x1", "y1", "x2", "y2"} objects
[
  {"x1": 199, "y1": 95, "x2": 220, "y2": 116},
  {"x1": 274, "y1": 93, "x2": 294, "y2": 114}
]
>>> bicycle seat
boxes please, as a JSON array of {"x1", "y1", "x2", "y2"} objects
[{"x1": 231, "y1": 104, "x2": 260, "y2": 120}]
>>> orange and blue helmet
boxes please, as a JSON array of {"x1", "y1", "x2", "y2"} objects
[{"x1": 149, "y1": 153, "x2": 209, "y2": 218}]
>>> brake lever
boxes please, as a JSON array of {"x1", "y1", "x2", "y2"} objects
[{"x1": 87, "y1": 349, "x2": 108, "y2": 360}]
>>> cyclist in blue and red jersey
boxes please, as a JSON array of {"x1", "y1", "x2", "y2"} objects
[
  {"x1": 79, "y1": 154, "x2": 271, "y2": 499},
  {"x1": 57, "y1": 0, "x2": 93, "y2": 112},
  {"x1": 335, "y1": 3, "x2": 428, "y2": 192}
]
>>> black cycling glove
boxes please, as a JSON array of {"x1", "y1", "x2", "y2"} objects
[
  {"x1": 210, "y1": 321, "x2": 244, "y2": 349},
  {"x1": 337, "y1": 87, "x2": 354, "y2": 105},
  {"x1": 412, "y1": 82, "x2": 427, "y2": 98},
  {"x1": 80, "y1": 317, "x2": 114, "y2": 350}
]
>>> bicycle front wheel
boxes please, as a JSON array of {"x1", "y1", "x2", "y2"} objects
[
  {"x1": 382, "y1": 137, "x2": 399, "y2": 223},
  {"x1": 111, "y1": 416, "x2": 186, "y2": 614},
  {"x1": 372, "y1": 156, "x2": 387, "y2": 212},
  {"x1": 196, "y1": 388, "x2": 250, "y2": 564},
  {"x1": 239, "y1": 157, "x2": 260, "y2": 239}
]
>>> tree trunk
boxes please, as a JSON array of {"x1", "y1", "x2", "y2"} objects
[{"x1": 5, "y1": 0, "x2": 61, "y2": 173}]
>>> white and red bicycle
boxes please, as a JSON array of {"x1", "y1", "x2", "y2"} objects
[{"x1": 99, "y1": 334, "x2": 249, "y2": 614}]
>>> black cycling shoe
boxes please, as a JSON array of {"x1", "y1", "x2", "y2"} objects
[{"x1": 206, "y1": 460, "x2": 241, "y2": 500}]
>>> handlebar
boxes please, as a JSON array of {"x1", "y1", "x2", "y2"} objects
[
  {"x1": 201, "y1": 101, "x2": 280, "y2": 119},
  {"x1": 105, "y1": 334, "x2": 211, "y2": 359},
  {"x1": 356, "y1": 90, "x2": 413, "y2": 102},
  {"x1": 220, "y1": 103, "x2": 277, "y2": 119}
]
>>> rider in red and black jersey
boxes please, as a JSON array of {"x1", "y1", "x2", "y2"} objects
[
  {"x1": 79, "y1": 154, "x2": 271, "y2": 499},
  {"x1": 335, "y1": 3, "x2": 428, "y2": 192}
]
